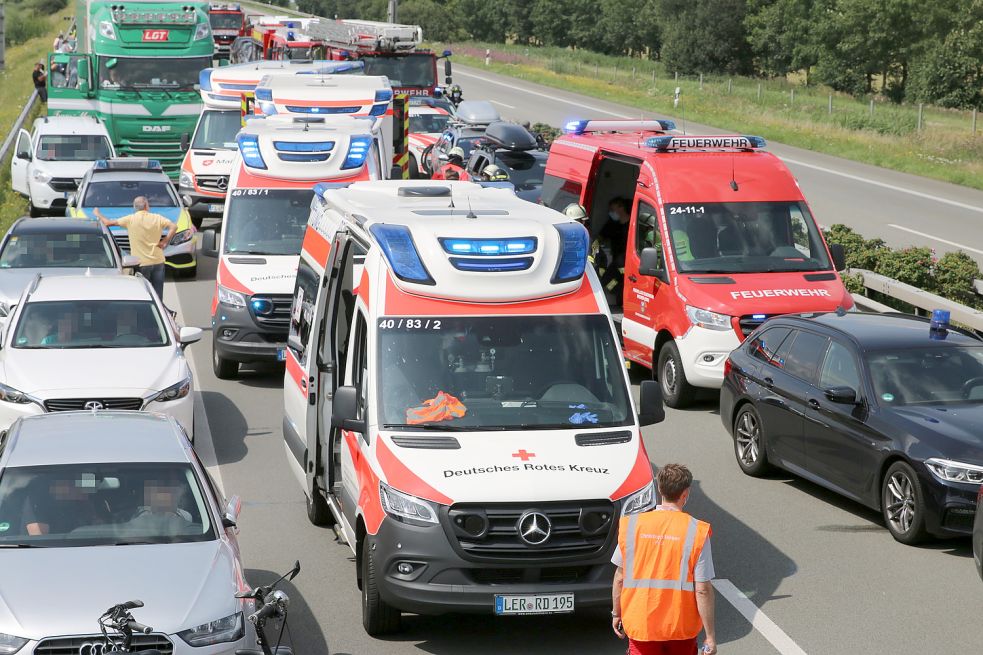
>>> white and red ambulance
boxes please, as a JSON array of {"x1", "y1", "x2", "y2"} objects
[
  {"x1": 543, "y1": 121, "x2": 852, "y2": 407},
  {"x1": 202, "y1": 114, "x2": 386, "y2": 379},
  {"x1": 181, "y1": 60, "x2": 364, "y2": 225},
  {"x1": 406, "y1": 98, "x2": 451, "y2": 177},
  {"x1": 281, "y1": 180, "x2": 665, "y2": 635}
]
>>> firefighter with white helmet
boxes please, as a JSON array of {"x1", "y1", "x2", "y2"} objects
[
  {"x1": 433, "y1": 146, "x2": 469, "y2": 181},
  {"x1": 481, "y1": 164, "x2": 509, "y2": 182}
]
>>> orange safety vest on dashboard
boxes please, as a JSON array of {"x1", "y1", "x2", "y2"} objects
[{"x1": 617, "y1": 510, "x2": 711, "y2": 642}]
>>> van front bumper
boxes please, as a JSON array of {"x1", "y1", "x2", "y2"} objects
[
  {"x1": 212, "y1": 303, "x2": 286, "y2": 364},
  {"x1": 675, "y1": 325, "x2": 742, "y2": 389}
]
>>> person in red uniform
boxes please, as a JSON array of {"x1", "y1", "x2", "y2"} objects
[{"x1": 432, "y1": 146, "x2": 468, "y2": 181}]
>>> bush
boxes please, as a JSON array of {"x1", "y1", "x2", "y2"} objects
[
  {"x1": 27, "y1": 0, "x2": 68, "y2": 14},
  {"x1": 6, "y1": 9, "x2": 48, "y2": 47}
]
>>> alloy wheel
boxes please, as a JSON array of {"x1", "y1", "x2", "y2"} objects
[
  {"x1": 736, "y1": 411, "x2": 760, "y2": 466},
  {"x1": 886, "y1": 472, "x2": 917, "y2": 533},
  {"x1": 662, "y1": 357, "x2": 678, "y2": 396}
]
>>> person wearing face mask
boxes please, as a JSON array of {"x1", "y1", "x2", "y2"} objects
[{"x1": 599, "y1": 197, "x2": 631, "y2": 308}]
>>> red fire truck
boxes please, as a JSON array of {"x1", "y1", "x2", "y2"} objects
[{"x1": 208, "y1": 3, "x2": 246, "y2": 61}]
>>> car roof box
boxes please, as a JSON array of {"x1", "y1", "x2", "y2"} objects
[
  {"x1": 454, "y1": 100, "x2": 500, "y2": 126},
  {"x1": 483, "y1": 121, "x2": 537, "y2": 151}
]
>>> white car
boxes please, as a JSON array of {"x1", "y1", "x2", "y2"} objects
[
  {"x1": 0, "y1": 274, "x2": 201, "y2": 437},
  {"x1": 10, "y1": 116, "x2": 115, "y2": 216}
]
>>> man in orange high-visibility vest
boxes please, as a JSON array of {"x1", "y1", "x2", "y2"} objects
[{"x1": 611, "y1": 463, "x2": 717, "y2": 655}]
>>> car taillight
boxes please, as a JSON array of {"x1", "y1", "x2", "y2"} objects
[
  {"x1": 977, "y1": 484, "x2": 983, "y2": 503},
  {"x1": 723, "y1": 357, "x2": 733, "y2": 378}
]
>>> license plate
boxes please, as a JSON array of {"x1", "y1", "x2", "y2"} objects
[
  {"x1": 209, "y1": 204, "x2": 223, "y2": 214},
  {"x1": 494, "y1": 593, "x2": 574, "y2": 615},
  {"x1": 277, "y1": 348, "x2": 286, "y2": 362}
]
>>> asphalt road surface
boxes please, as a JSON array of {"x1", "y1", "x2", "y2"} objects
[
  {"x1": 169, "y1": 253, "x2": 982, "y2": 655},
  {"x1": 455, "y1": 64, "x2": 983, "y2": 265}
]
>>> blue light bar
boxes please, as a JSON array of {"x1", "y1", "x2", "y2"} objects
[
  {"x1": 930, "y1": 309, "x2": 951, "y2": 330},
  {"x1": 278, "y1": 153, "x2": 330, "y2": 162},
  {"x1": 552, "y1": 223, "x2": 589, "y2": 284},
  {"x1": 236, "y1": 133, "x2": 266, "y2": 170},
  {"x1": 286, "y1": 105, "x2": 359, "y2": 115},
  {"x1": 255, "y1": 87, "x2": 273, "y2": 102},
  {"x1": 273, "y1": 140, "x2": 335, "y2": 152},
  {"x1": 752, "y1": 314, "x2": 767, "y2": 320},
  {"x1": 341, "y1": 135, "x2": 372, "y2": 170},
  {"x1": 368, "y1": 103, "x2": 387, "y2": 117},
  {"x1": 563, "y1": 120, "x2": 589, "y2": 134},
  {"x1": 369, "y1": 224, "x2": 434, "y2": 285},
  {"x1": 218, "y1": 82, "x2": 257, "y2": 91},
  {"x1": 450, "y1": 257, "x2": 533, "y2": 273},
  {"x1": 442, "y1": 49, "x2": 452, "y2": 57},
  {"x1": 439, "y1": 237, "x2": 537, "y2": 256},
  {"x1": 199, "y1": 68, "x2": 213, "y2": 92},
  {"x1": 374, "y1": 89, "x2": 393, "y2": 103}
]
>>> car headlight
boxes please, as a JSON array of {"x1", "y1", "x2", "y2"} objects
[
  {"x1": 32, "y1": 169, "x2": 52, "y2": 184},
  {"x1": 380, "y1": 482, "x2": 438, "y2": 524},
  {"x1": 178, "y1": 612, "x2": 243, "y2": 647},
  {"x1": 193, "y1": 21, "x2": 211, "y2": 41},
  {"x1": 217, "y1": 285, "x2": 247, "y2": 309},
  {"x1": 685, "y1": 305, "x2": 732, "y2": 331},
  {"x1": 0, "y1": 632, "x2": 27, "y2": 655},
  {"x1": 151, "y1": 376, "x2": 191, "y2": 403},
  {"x1": 178, "y1": 171, "x2": 194, "y2": 189},
  {"x1": 170, "y1": 229, "x2": 194, "y2": 246},
  {"x1": 925, "y1": 458, "x2": 983, "y2": 484},
  {"x1": 621, "y1": 480, "x2": 657, "y2": 515},
  {"x1": 0, "y1": 382, "x2": 34, "y2": 405}
]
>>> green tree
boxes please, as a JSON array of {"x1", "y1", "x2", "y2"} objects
[
  {"x1": 596, "y1": 0, "x2": 660, "y2": 57},
  {"x1": 745, "y1": 0, "x2": 821, "y2": 79},
  {"x1": 397, "y1": 0, "x2": 466, "y2": 41},
  {"x1": 657, "y1": 0, "x2": 753, "y2": 74}
]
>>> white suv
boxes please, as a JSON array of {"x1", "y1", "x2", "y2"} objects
[
  {"x1": 0, "y1": 274, "x2": 201, "y2": 436},
  {"x1": 11, "y1": 116, "x2": 115, "y2": 216}
]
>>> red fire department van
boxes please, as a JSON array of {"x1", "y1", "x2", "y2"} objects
[
  {"x1": 543, "y1": 121, "x2": 852, "y2": 407},
  {"x1": 282, "y1": 180, "x2": 665, "y2": 634}
]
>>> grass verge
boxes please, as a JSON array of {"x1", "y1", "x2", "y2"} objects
[{"x1": 443, "y1": 43, "x2": 983, "y2": 192}]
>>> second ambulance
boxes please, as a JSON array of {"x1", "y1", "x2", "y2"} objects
[
  {"x1": 544, "y1": 121, "x2": 852, "y2": 407},
  {"x1": 282, "y1": 180, "x2": 665, "y2": 635}
]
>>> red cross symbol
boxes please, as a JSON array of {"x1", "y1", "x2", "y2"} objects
[{"x1": 512, "y1": 449, "x2": 536, "y2": 461}]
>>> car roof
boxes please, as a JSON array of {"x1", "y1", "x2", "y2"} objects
[
  {"x1": 28, "y1": 274, "x2": 153, "y2": 302},
  {"x1": 87, "y1": 170, "x2": 169, "y2": 182},
  {"x1": 33, "y1": 116, "x2": 108, "y2": 136},
  {"x1": 774, "y1": 312, "x2": 983, "y2": 350},
  {"x1": 3, "y1": 412, "x2": 189, "y2": 467},
  {"x1": 10, "y1": 217, "x2": 105, "y2": 235}
]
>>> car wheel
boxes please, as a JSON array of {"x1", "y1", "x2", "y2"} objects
[
  {"x1": 656, "y1": 341, "x2": 696, "y2": 409},
  {"x1": 882, "y1": 461, "x2": 929, "y2": 545},
  {"x1": 733, "y1": 404, "x2": 772, "y2": 477},
  {"x1": 212, "y1": 344, "x2": 238, "y2": 380},
  {"x1": 306, "y1": 479, "x2": 335, "y2": 527},
  {"x1": 28, "y1": 204, "x2": 42, "y2": 218},
  {"x1": 361, "y1": 539, "x2": 401, "y2": 635}
]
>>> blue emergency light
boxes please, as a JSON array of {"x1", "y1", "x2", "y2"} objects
[
  {"x1": 369, "y1": 224, "x2": 435, "y2": 285},
  {"x1": 198, "y1": 68, "x2": 213, "y2": 92},
  {"x1": 341, "y1": 136, "x2": 372, "y2": 170},
  {"x1": 450, "y1": 257, "x2": 534, "y2": 272},
  {"x1": 286, "y1": 105, "x2": 359, "y2": 115},
  {"x1": 369, "y1": 89, "x2": 394, "y2": 116},
  {"x1": 563, "y1": 120, "x2": 589, "y2": 134},
  {"x1": 251, "y1": 298, "x2": 274, "y2": 316},
  {"x1": 931, "y1": 309, "x2": 951, "y2": 330},
  {"x1": 552, "y1": 223, "x2": 589, "y2": 284},
  {"x1": 236, "y1": 133, "x2": 266, "y2": 170},
  {"x1": 439, "y1": 237, "x2": 537, "y2": 256},
  {"x1": 220, "y1": 82, "x2": 258, "y2": 91},
  {"x1": 752, "y1": 314, "x2": 767, "y2": 320},
  {"x1": 274, "y1": 141, "x2": 335, "y2": 152},
  {"x1": 254, "y1": 87, "x2": 273, "y2": 102}
]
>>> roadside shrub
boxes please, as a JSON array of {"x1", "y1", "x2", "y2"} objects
[
  {"x1": 824, "y1": 224, "x2": 886, "y2": 271},
  {"x1": 28, "y1": 0, "x2": 68, "y2": 15},
  {"x1": 874, "y1": 246, "x2": 937, "y2": 292},
  {"x1": 6, "y1": 9, "x2": 48, "y2": 47},
  {"x1": 935, "y1": 251, "x2": 983, "y2": 308}
]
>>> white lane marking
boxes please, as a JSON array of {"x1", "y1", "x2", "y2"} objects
[
  {"x1": 783, "y1": 157, "x2": 983, "y2": 215},
  {"x1": 489, "y1": 99, "x2": 516, "y2": 109},
  {"x1": 166, "y1": 275, "x2": 227, "y2": 495},
  {"x1": 887, "y1": 224, "x2": 983, "y2": 256},
  {"x1": 456, "y1": 69, "x2": 633, "y2": 119},
  {"x1": 714, "y1": 579, "x2": 808, "y2": 655}
]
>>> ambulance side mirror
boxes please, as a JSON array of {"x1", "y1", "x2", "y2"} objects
[
  {"x1": 829, "y1": 243, "x2": 847, "y2": 272},
  {"x1": 180, "y1": 133, "x2": 190, "y2": 152},
  {"x1": 201, "y1": 230, "x2": 218, "y2": 257},
  {"x1": 638, "y1": 247, "x2": 668, "y2": 284},
  {"x1": 638, "y1": 380, "x2": 665, "y2": 426},
  {"x1": 331, "y1": 385, "x2": 366, "y2": 434}
]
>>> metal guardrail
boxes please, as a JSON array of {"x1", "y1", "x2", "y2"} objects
[{"x1": 849, "y1": 268, "x2": 983, "y2": 332}]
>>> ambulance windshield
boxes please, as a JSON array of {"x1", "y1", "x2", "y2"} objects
[
  {"x1": 377, "y1": 315, "x2": 633, "y2": 430},
  {"x1": 361, "y1": 53, "x2": 435, "y2": 90},
  {"x1": 192, "y1": 110, "x2": 241, "y2": 150},
  {"x1": 224, "y1": 188, "x2": 309, "y2": 256},
  {"x1": 665, "y1": 201, "x2": 832, "y2": 274}
]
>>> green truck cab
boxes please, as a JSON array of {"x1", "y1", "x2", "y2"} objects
[{"x1": 47, "y1": 0, "x2": 213, "y2": 179}]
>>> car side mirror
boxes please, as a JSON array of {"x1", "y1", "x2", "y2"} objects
[
  {"x1": 200, "y1": 229, "x2": 218, "y2": 257},
  {"x1": 222, "y1": 494, "x2": 241, "y2": 528},
  {"x1": 121, "y1": 254, "x2": 140, "y2": 272},
  {"x1": 824, "y1": 385, "x2": 859, "y2": 405},
  {"x1": 179, "y1": 326, "x2": 203, "y2": 346},
  {"x1": 444, "y1": 59, "x2": 452, "y2": 78},
  {"x1": 66, "y1": 193, "x2": 76, "y2": 207},
  {"x1": 331, "y1": 385, "x2": 366, "y2": 433},
  {"x1": 638, "y1": 247, "x2": 668, "y2": 284},
  {"x1": 287, "y1": 333, "x2": 305, "y2": 356},
  {"x1": 829, "y1": 243, "x2": 846, "y2": 272},
  {"x1": 180, "y1": 132, "x2": 190, "y2": 152},
  {"x1": 15, "y1": 151, "x2": 30, "y2": 161},
  {"x1": 638, "y1": 380, "x2": 665, "y2": 426}
]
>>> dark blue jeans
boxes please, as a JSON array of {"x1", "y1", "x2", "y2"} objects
[{"x1": 139, "y1": 263, "x2": 165, "y2": 303}]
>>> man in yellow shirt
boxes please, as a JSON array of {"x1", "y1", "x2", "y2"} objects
[{"x1": 94, "y1": 196, "x2": 175, "y2": 304}]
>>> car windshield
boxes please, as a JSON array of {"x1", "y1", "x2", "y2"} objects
[
  {"x1": 362, "y1": 53, "x2": 435, "y2": 90},
  {"x1": 0, "y1": 233, "x2": 114, "y2": 269},
  {"x1": 665, "y1": 201, "x2": 832, "y2": 274},
  {"x1": 377, "y1": 315, "x2": 632, "y2": 430},
  {"x1": 867, "y1": 346, "x2": 983, "y2": 406},
  {"x1": 456, "y1": 136, "x2": 484, "y2": 158},
  {"x1": 98, "y1": 56, "x2": 212, "y2": 90},
  {"x1": 13, "y1": 300, "x2": 168, "y2": 349},
  {"x1": 83, "y1": 180, "x2": 176, "y2": 208},
  {"x1": 224, "y1": 189, "x2": 308, "y2": 256},
  {"x1": 191, "y1": 110, "x2": 241, "y2": 150},
  {"x1": 209, "y1": 13, "x2": 242, "y2": 30},
  {"x1": 410, "y1": 113, "x2": 450, "y2": 134},
  {"x1": 495, "y1": 151, "x2": 546, "y2": 191},
  {"x1": 287, "y1": 45, "x2": 320, "y2": 59},
  {"x1": 36, "y1": 135, "x2": 112, "y2": 162},
  {"x1": 0, "y1": 463, "x2": 214, "y2": 547}
]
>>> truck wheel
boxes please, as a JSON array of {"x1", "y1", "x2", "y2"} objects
[
  {"x1": 306, "y1": 479, "x2": 335, "y2": 527},
  {"x1": 657, "y1": 341, "x2": 697, "y2": 409},
  {"x1": 212, "y1": 344, "x2": 238, "y2": 380},
  {"x1": 361, "y1": 540, "x2": 401, "y2": 635}
]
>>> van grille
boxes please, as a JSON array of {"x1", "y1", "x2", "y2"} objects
[
  {"x1": 48, "y1": 177, "x2": 80, "y2": 193},
  {"x1": 196, "y1": 175, "x2": 229, "y2": 193},
  {"x1": 249, "y1": 293, "x2": 292, "y2": 330},
  {"x1": 738, "y1": 314, "x2": 771, "y2": 338},
  {"x1": 44, "y1": 397, "x2": 144, "y2": 412},
  {"x1": 35, "y1": 633, "x2": 173, "y2": 655}
]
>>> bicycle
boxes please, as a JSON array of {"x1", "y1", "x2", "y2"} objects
[
  {"x1": 235, "y1": 560, "x2": 301, "y2": 655},
  {"x1": 97, "y1": 600, "x2": 161, "y2": 654}
]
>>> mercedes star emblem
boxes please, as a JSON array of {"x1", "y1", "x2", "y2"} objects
[
  {"x1": 84, "y1": 401, "x2": 105, "y2": 410},
  {"x1": 217, "y1": 176, "x2": 228, "y2": 191},
  {"x1": 517, "y1": 510, "x2": 551, "y2": 546}
]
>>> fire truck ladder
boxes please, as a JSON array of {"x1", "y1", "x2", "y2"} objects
[{"x1": 305, "y1": 18, "x2": 422, "y2": 53}]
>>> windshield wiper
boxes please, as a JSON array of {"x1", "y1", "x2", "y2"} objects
[
  {"x1": 683, "y1": 269, "x2": 737, "y2": 274},
  {"x1": 0, "y1": 543, "x2": 46, "y2": 548}
]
